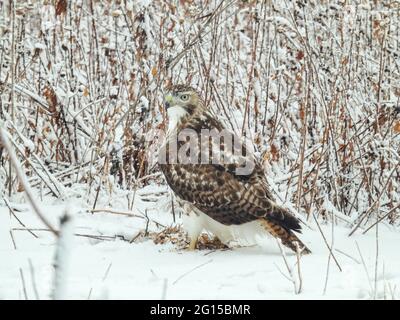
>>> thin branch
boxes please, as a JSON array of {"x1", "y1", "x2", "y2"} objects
[
  {"x1": 0, "y1": 126, "x2": 59, "y2": 236},
  {"x1": 172, "y1": 259, "x2": 213, "y2": 285},
  {"x1": 19, "y1": 268, "x2": 28, "y2": 300},
  {"x1": 28, "y1": 259, "x2": 40, "y2": 300},
  {"x1": 312, "y1": 213, "x2": 342, "y2": 272},
  {"x1": 276, "y1": 238, "x2": 298, "y2": 294}
]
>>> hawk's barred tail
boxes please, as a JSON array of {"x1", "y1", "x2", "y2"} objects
[{"x1": 259, "y1": 218, "x2": 311, "y2": 255}]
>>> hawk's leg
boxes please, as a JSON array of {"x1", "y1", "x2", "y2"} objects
[
  {"x1": 186, "y1": 223, "x2": 201, "y2": 250},
  {"x1": 182, "y1": 211, "x2": 203, "y2": 250},
  {"x1": 188, "y1": 236, "x2": 198, "y2": 250}
]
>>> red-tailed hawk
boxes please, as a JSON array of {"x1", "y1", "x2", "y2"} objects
[{"x1": 159, "y1": 84, "x2": 311, "y2": 254}]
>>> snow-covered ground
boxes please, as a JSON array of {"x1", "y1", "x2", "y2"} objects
[{"x1": 1, "y1": 185, "x2": 399, "y2": 300}]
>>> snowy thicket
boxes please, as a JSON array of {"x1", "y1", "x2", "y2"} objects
[
  {"x1": 1, "y1": 0, "x2": 400, "y2": 301},
  {"x1": 1, "y1": 0, "x2": 399, "y2": 231}
]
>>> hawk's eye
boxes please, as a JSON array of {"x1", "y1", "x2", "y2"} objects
[{"x1": 180, "y1": 94, "x2": 189, "y2": 101}]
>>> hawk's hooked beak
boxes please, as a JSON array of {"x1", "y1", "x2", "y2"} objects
[{"x1": 164, "y1": 93, "x2": 173, "y2": 109}]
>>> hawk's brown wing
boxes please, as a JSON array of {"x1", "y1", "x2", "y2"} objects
[{"x1": 161, "y1": 161, "x2": 302, "y2": 233}]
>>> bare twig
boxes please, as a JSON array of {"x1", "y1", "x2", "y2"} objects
[
  {"x1": 356, "y1": 241, "x2": 373, "y2": 293},
  {"x1": 172, "y1": 259, "x2": 213, "y2": 285},
  {"x1": 276, "y1": 238, "x2": 298, "y2": 294},
  {"x1": 19, "y1": 268, "x2": 28, "y2": 300},
  {"x1": 102, "y1": 263, "x2": 112, "y2": 282},
  {"x1": 90, "y1": 208, "x2": 145, "y2": 219},
  {"x1": 334, "y1": 249, "x2": 361, "y2": 265},
  {"x1": 312, "y1": 213, "x2": 342, "y2": 272},
  {"x1": 4, "y1": 198, "x2": 39, "y2": 238},
  {"x1": 374, "y1": 214, "x2": 380, "y2": 299},
  {"x1": 9, "y1": 230, "x2": 17, "y2": 249},
  {"x1": 28, "y1": 259, "x2": 40, "y2": 300}
]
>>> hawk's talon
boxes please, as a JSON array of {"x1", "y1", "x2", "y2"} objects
[{"x1": 187, "y1": 237, "x2": 198, "y2": 250}]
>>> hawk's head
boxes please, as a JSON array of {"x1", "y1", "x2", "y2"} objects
[
  {"x1": 164, "y1": 85, "x2": 203, "y2": 113},
  {"x1": 164, "y1": 84, "x2": 204, "y2": 131}
]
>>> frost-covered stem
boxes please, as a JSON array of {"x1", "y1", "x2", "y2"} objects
[
  {"x1": 261, "y1": 2, "x2": 273, "y2": 136},
  {"x1": 374, "y1": 214, "x2": 380, "y2": 299},
  {"x1": 356, "y1": 241, "x2": 373, "y2": 293},
  {"x1": 276, "y1": 238, "x2": 298, "y2": 294},
  {"x1": 268, "y1": 76, "x2": 282, "y2": 145},
  {"x1": 322, "y1": 252, "x2": 331, "y2": 296},
  {"x1": 19, "y1": 268, "x2": 28, "y2": 300},
  {"x1": 296, "y1": 71, "x2": 309, "y2": 211},
  {"x1": 4, "y1": 197, "x2": 39, "y2": 239},
  {"x1": 90, "y1": 207, "x2": 145, "y2": 219},
  {"x1": 10, "y1": 0, "x2": 15, "y2": 122},
  {"x1": 324, "y1": 210, "x2": 337, "y2": 295},
  {"x1": 312, "y1": 213, "x2": 342, "y2": 272},
  {"x1": 376, "y1": 28, "x2": 387, "y2": 112},
  {"x1": 305, "y1": 143, "x2": 326, "y2": 220},
  {"x1": 51, "y1": 211, "x2": 74, "y2": 300},
  {"x1": 91, "y1": 142, "x2": 111, "y2": 210},
  {"x1": 172, "y1": 259, "x2": 213, "y2": 285},
  {"x1": 0, "y1": 127, "x2": 59, "y2": 236},
  {"x1": 9, "y1": 230, "x2": 16, "y2": 249},
  {"x1": 8, "y1": 0, "x2": 16, "y2": 197},
  {"x1": 241, "y1": 11, "x2": 257, "y2": 134},
  {"x1": 209, "y1": 78, "x2": 237, "y2": 133},
  {"x1": 28, "y1": 259, "x2": 40, "y2": 300},
  {"x1": 102, "y1": 262, "x2": 112, "y2": 282}
]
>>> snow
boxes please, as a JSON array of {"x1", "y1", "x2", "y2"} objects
[{"x1": 1, "y1": 188, "x2": 400, "y2": 300}]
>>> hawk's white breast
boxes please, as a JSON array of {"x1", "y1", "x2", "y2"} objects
[{"x1": 167, "y1": 106, "x2": 188, "y2": 132}]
